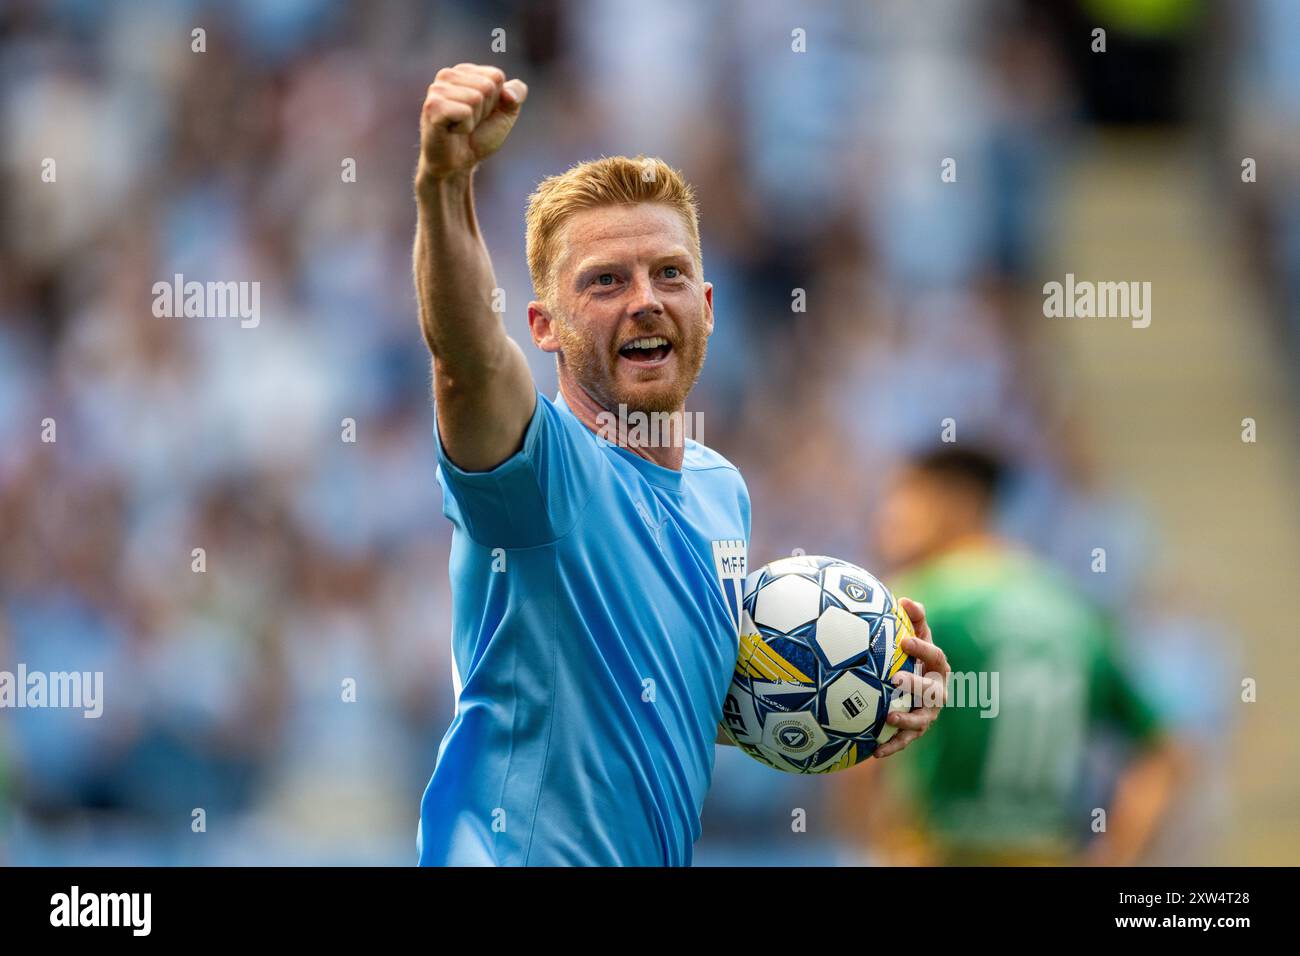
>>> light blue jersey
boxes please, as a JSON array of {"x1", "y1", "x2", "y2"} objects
[{"x1": 418, "y1": 390, "x2": 750, "y2": 866}]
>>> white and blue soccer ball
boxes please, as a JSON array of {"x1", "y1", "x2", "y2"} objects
[{"x1": 720, "y1": 555, "x2": 920, "y2": 773}]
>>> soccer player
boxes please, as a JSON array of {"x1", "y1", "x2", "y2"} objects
[
  {"x1": 410, "y1": 64, "x2": 948, "y2": 866},
  {"x1": 836, "y1": 447, "x2": 1181, "y2": 865}
]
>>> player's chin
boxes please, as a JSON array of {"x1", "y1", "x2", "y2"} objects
[
  {"x1": 614, "y1": 355, "x2": 680, "y2": 392},
  {"x1": 612, "y1": 373, "x2": 690, "y2": 414}
]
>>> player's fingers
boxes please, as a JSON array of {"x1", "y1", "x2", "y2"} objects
[
  {"x1": 441, "y1": 74, "x2": 499, "y2": 107},
  {"x1": 424, "y1": 78, "x2": 478, "y2": 110},
  {"x1": 903, "y1": 634, "x2": 947, "y2": 674},
  {"x1": 432, "y1": 84, "x2": 489, "y2": 111},
  {"x1": 451, "y1": 62, "x2": 506, "y2": 86},
  {"x1": 923, "y1": 673, "x2": 948, "y2": 709},
  {"x1": 899, "y1": 597, "x2": 927, "y2": 631},
  {"x1": 892, "y1": 670, "x2": 945, "y2": 711},
  {"x1": 886, "y1": 709, "x2": 930, "y2": 731},
  {"x1": 438, "y1": 70, "x2": 502, "y2": 123},
  {"x1": 873, "y1": 729, "x2": 920, "y2": 758},
  {"x1": 424, "y1": 97, "x2": 474, "y2": 133},
  {"x1": 432, "y1": 67, "x2": 496, "y2": 107},
  {"x1": 437, "y1": 81, "x2": 500, "y2": 127},
  {"x1": 890, "y1": 669, "x2": 921, "y2": 695},
  {"x1": 442, "y1": 64, "x2": 503, "y2": 91}
]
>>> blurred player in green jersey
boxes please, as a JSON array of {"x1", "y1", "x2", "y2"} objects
[{"x1": 835, "y1": 447, "x2": 1182, "y2": 866}]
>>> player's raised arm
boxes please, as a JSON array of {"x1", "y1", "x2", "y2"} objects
[{"x1": 413, "y1": 63, "x2": 535, "y2": 472}]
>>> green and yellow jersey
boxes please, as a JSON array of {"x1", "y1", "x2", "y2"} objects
[{"x1": 886, "y1": 544, "x2": 1163, "y2": 864}]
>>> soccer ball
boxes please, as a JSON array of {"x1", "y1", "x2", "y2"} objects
[{"x1": 720, "y1": 555, "x2": 920, "y2": 773}]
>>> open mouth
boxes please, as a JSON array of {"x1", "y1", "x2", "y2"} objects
[{"x1": 617, "y1": 335, "x2": 673, "y2": 366}]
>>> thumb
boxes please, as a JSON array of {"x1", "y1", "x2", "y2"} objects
[{"x1": 498, "y1": 78, "x2": 528, "y2": 111}]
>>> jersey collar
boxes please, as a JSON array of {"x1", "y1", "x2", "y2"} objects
[{"x1": 554, "y1": 390, "x2": 686, "y2": 493}]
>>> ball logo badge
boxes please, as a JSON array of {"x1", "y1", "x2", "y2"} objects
[
  {"x1": 779, "y1": 726, "x2": 809, "y2": 749},
  {"x1": 840, "y1": 577, "x2": 872, "y2": 604},
  {"x1": 842, "y1": 690, "x2": 869, "y2": 720},
  {"x1": 771, "y1": 717, "x2": 816, "y2": 755}
]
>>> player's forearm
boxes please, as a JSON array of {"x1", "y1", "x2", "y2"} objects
[
  {"x1": 1087, "y1": 740, "x2": 1182, "y2": 865},
  {"x1": 412, "y1": 169, "x2": 510, "y2": 376}
]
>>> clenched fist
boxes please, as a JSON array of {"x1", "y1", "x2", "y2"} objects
[{"x1": 418, "y1": 63, "x2": 527, "y2": 185}]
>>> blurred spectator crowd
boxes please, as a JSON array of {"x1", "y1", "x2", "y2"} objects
[{"x1": 0, "y1": 0, "x2": 1293, "y2": 864}]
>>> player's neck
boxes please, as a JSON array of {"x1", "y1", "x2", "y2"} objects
[
  {"x1": 936, "y1": 531, "x2": 1006, "y2": 561},
  {"x1": 559, "y1": 376, "x2": 686, "y2": 471}
]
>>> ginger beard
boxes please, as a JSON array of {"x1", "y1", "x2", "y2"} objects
[{"x1": 552, "y1": 307, "x2": 709, "y2": 416}]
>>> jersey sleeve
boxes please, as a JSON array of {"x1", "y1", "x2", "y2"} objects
[
  {"x1": 1090, "y1": 621, "x2": 1164, "y2": 745},
  {"x1": 738, "y1": 471, "x2": 752, "y2": 541},
  {"x1": 434, "y1": 389, "x2": 604, "y2": 548}
]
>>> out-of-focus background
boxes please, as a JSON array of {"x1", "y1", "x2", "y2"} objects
[{"x1": 1, "y1": 0, "x2": 1297, "y2": 866}]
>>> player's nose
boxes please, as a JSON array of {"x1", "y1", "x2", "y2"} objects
[{"x1": 627, "y1": 271, "x2": 664, "y2": 319}]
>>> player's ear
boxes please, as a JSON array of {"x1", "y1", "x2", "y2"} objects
[
  {"x1": 703, "y1": 281, "x2": 714, "y2": 338},
  {"x1": 528, "y1": 300, "x2": 561, "y2": 353}
]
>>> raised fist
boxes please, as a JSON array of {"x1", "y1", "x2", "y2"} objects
[{"x1": 418, "y1": 63, "x2": 527, "y2": 183}]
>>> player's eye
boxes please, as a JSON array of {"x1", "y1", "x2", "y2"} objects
[
  {"x1": 593, "y1": 273, "x2": 616, "y2": 287},
  {"x1": 662, "y1": 266, "x2": 681, "y2": 279}
]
